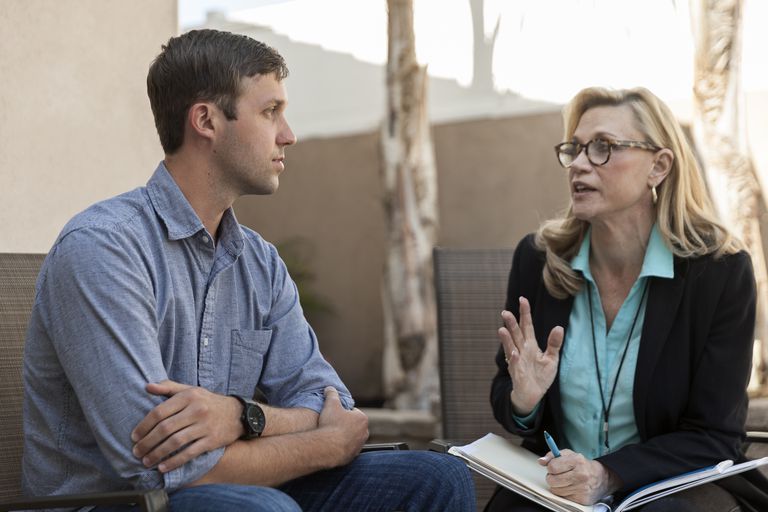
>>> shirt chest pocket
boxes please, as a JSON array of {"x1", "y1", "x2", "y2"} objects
[{"x1": 227, "y1": 329, "x2": 272, "y2": 398}]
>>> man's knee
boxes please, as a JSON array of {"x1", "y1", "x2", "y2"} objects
[
  {"x1": 373, "y1": 451, "x2": 474, "y2": 497},
  {"x1": 412, "y1": 451, "x2": 473, "y2": 486},
  {"x1": 398, "y1": 451, "x2": 475, "y2": 509},
  {"x1": 409, "y1": 450, "x2": 467, "y2": 469}
]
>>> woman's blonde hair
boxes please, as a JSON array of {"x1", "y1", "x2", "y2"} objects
[{"x1": 537, "y1": 86, "x2": 742, "y2": 299}]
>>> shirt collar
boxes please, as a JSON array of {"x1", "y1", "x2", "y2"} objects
[
  {"x1": 571, "y1": 223, "x2": 674, "y2": 282},
  {"x1": 146, "y1": 162, "x2": 245, "y2": 255}
]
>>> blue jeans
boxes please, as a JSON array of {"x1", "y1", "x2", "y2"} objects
[{"x1": 92, "y1": 450, "x2": 475, "y2": 512}]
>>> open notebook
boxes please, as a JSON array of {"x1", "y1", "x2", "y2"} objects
[{"x1": 449, "y1": 433, "x2": 768, "y2": 512}]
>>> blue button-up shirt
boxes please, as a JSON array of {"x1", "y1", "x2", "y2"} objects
[
  {"x1": 22, "y1": 162, "x2": 353, "y2": 500},
  {"x1": 559, "y1": 224, "x2": 674, "y2": 458}
]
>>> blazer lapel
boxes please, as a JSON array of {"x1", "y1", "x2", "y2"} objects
[{"x1": 633, "y1": 258, "x2": 687, "y2": 439}]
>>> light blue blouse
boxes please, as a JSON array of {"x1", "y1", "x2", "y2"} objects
[
  {"x1": 560, "y1": 224, "x2": 674, "y2": 458},
  {"x1": 513, "y1": 224, "x2": 674, "y2": 459}
]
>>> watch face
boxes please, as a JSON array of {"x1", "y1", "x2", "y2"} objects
[{"x1": 246, "y1": 403, "x2": 265, "y2": 436}]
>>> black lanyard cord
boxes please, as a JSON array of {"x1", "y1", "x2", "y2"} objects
[{"x1": 586, "y1": 279, "x2": 649, "y2": 450}]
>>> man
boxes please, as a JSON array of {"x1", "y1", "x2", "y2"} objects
[{"x1": 22, "y1": 29, "x2": 475, "y2": 511}]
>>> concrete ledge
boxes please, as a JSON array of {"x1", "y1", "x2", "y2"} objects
[{"x1": 747, "y1": 397, "x2": 768, "y2": 431}]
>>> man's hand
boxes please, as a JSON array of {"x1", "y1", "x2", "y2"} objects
[
  {"x1": 131, "y1": 380, "x2": 243, "y2": 473},
  {"x1": 539, "y1": 450, "x2": 621, "y2": 505},
  {"x1": 317, "y1": 386, "x2": 369, "y2": 467}
]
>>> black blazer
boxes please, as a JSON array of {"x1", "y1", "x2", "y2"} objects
[{"x1": 490, "y1": 234, "x2": 768, "y2": 506}]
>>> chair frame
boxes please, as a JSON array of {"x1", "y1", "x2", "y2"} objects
[
  {"x1": 433, "y1": 247, "x2": 516, "y2": 509},
  {"x1": 0, "y1": 490, "x2": 169, "y2": 512}
]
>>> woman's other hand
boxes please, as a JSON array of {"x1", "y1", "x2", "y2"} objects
[
  {"x1": 498, "y1": 296, "x2": 564, "y2": 415},
  {"x1": 539, "y1": 450, "x2": 621, "y2": 505}
]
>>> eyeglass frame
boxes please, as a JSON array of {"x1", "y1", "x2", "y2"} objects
[{"x1": 554, "y1": 138, "x2": 662, "y2": 168}]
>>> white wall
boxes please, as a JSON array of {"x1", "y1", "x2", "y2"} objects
[
  {"x1": 0, "y1": 0, "x2": 177, "y2": 252},
  {"x1": 198, "y1": 14, "x2": 557, "y2": 141}
]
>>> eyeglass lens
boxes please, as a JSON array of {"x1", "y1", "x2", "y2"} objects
[{"x1": 558, "y1": 140, "x2": 611, "y2": 167}]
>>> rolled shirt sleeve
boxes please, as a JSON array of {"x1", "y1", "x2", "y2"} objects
[{"x1": 251, "y1": 242, "x2": 354, "y2": 413}]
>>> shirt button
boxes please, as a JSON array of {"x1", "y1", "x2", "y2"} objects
[
  {"x1": 201, "y1": 235, "x2": 210, "y2": 244},
  {"x1": 203, "y1": 337, "x2": 209, "y2": 347}
]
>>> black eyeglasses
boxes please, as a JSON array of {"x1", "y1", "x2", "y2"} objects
[{"x1": 554, "y1": 138, "x2": 661, "y2": 168}]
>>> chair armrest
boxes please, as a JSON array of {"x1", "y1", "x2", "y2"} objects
[
  {"x1": 0, "y1": 489, "x2": 168, "y2": 512},
  {"x1": 746, "y1": 431, "x2": 768, "y2": 444},
  {"x1": 361, "y1": 442, "x2": 410, "y2": 451},
  {"x1": 427, "y1": 438, "x2": 455, "y2": 453}
]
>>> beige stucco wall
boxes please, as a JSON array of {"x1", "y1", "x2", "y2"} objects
[{"x1": 0, "y1": 0, "x2": 177, "y2": 252}]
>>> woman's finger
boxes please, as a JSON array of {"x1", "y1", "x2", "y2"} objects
[
  {"x1": 497, "y1": 326, "x2": 517, "y2": 365},
  {"x1": 502, "y1": 310, "x2": 526, "y2": 353},
  {"x1": 518, "y1": 296, "x2": 537, "y2": 342},
  {"x1": 545, "y1": 326, "x2": 565, "y2": 359}
]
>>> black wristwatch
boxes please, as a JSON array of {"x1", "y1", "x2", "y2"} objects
[{"x1": 230, "y1": 395, "x2": 266, "y2": 439}]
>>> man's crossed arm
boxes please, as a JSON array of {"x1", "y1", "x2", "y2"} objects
[{"x1": 130, "y1": 381, "x2": 368, "y2": 487}]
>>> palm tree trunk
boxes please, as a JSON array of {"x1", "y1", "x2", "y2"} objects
[
  {"x1": 691, "y1": 0, "x2": 768, "y2": 391},
  {"x1": 380, "y1": 0, "x2": 440, "y2": 411},
  {"x1": 470, "y1": 0, "x2": 499, "y2": 93}
]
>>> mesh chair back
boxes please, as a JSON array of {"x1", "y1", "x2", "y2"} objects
[
  {"x1": 0, "y1": 253, "x2": 46, "y2": 500},
  {"x1": 433, "y1": 247, "x2": 517, "y2": 508}
]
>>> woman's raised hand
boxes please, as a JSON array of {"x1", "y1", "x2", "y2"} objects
[{"x1": 498, "y1": 296, "x2": 564, "y2": 416}]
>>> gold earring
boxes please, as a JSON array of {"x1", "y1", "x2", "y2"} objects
[{"x1": 651, "y1": 185, "x2": 658, "y2": 205}]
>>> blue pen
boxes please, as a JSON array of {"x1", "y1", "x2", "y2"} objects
[{"x1": 544, "y1": 431, "x2": 561, "y2": 458}]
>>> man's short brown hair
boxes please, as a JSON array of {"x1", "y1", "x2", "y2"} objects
[{"x1": 147, "y1": 29, "x2": 289, "y2": 154}]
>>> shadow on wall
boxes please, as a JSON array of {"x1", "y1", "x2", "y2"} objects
[{"x1": 276, "y1": 237, "x2": 335, "y2": 324}]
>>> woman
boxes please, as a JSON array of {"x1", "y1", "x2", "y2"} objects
[{"x1": 488, "y1": 87, "x2": 768, "y2": 512}]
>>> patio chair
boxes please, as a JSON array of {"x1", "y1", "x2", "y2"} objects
[
  {"x1": 0, "y1": 253, "x2": 405, "y2": 512},
  {"x1": 432, "y1": 247, "x2": 517, "y2": 509}
]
